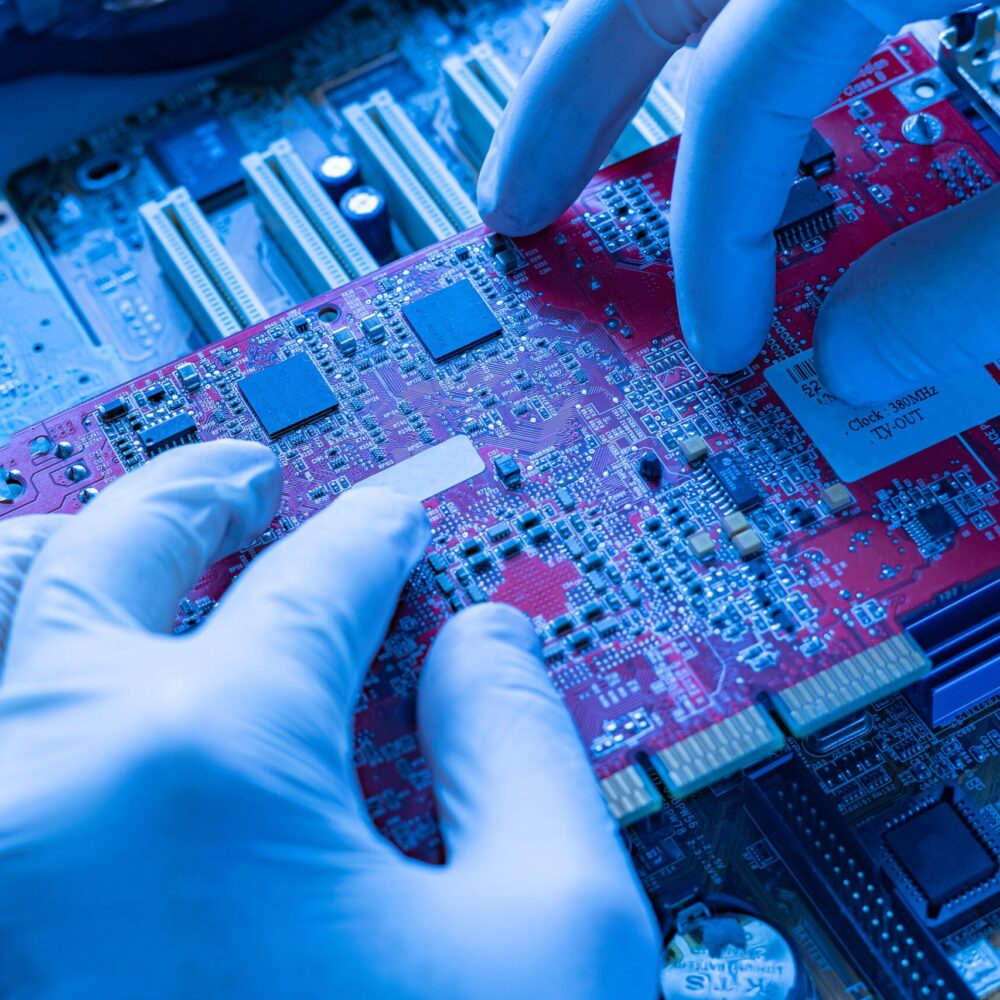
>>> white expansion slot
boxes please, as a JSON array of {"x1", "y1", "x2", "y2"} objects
[
  {"x1": 611, "y1": 80, "x2": 685, "y2": 162},
  {"x1": 342, "y1": 89, "x2": 479, "y2": 248},
  {"x1": 241, "y1": 139, "x2": 377, "y2": 296},
  {"x1": 139, "y1": 187, "x2": 267, "y2": 338},
  {"x1": 443, "y1": 43, "x2": 518, "y2": 163}
]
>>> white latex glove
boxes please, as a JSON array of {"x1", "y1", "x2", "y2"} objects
[
  {"x1": 479, "y1": 0, "x2": 990, "y2": 403},
  {"x1": 0, "y1": 441, "x2": 658, "y2": 999}
]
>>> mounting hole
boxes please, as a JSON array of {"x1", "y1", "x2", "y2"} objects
[
  {"x1": 317, "y1": 305, "x2": 341, "y2": 324},
  {"x1": 0, "y1": 470, "x2": 25, "y2": 503},
  {"x1": 913, "y1": 79, "x2": 938, "y2": 101},
  {"x1": 32, "y1": 343, "x2": 44, "y2": 353},
  {"x1": 78, "y1": 374, "x2": 90, "y2": 385},
  {"x1": 76, "y1": 155, "x2": 133, "y2": 193}
]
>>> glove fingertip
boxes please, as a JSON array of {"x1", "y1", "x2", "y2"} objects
[{"x1": 450, "y1": 602, "x2": 540, "y2": 655}]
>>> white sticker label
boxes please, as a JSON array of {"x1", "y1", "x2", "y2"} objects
[
  {"x1": 355, "y1": 434, "x2": 484, "y2": 500},
  {"x1": 764, "y1": 351, "x2": 1000, "y2": 481}
]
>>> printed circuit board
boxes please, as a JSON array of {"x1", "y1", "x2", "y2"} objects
[{"x1": 1, "y1": 36, "x2": 1000, "y2": 876}]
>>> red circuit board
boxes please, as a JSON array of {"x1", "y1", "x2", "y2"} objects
[{"x1": 3, "y1": 36, "x2": 1000, "y2": 860}]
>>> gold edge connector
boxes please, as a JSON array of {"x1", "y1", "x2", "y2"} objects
[
  {"x1": 599, "y1": 764, "x2": 662, "y2": 825},
  {"x1": 653, "y1": 705, "x2": 784, "y2": 798},
  {"x1": 772, "y1": 632, "x2": 930, "y2": 737}
]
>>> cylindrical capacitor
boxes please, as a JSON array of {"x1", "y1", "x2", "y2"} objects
[
  {"x1": 340, "y1": 185, "x2": 393, "y2": 262},
  {"x1": 315, "y1": 153, "x2": 361, "y2": 202}
]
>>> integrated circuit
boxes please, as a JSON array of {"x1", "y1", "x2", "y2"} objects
[
  {"x1": 139, "y1": 412, "x2": 199, "y2": 455},
  {"x1": 149, "y1": 112, "x2": 246, "y2": 204},
  {"x1": 882, "y1": 792, "x2": 999, "y2": 924},
  {"x1": 238, "y1": 352, "x2": 339, "y2": 437},
  {"x1": 402, "y1": 279, "x2": 503, "y2": 362},
  {"x1": 915, "y1": 502, "x2": 958, "y2": 541},
  {"x1": 707, "y1": 451, "x2": 761, "y2": 511},
  {"x1": 774, "y1": 177, "x2": 838, "y2": 251}
]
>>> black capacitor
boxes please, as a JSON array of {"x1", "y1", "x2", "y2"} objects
[
  {"x1": 315, "y1": 153, "x2": 361, "y2": 202},
  {"x1": 339, "y1": 185, "x2": 393, "y2": 262},
  {"x1": 639, "y1": 450, "x2": 662, "y2": 484}
]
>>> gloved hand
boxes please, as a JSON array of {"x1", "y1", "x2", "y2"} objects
[
  {"x1": 0, "y1": 441, "x2": 659, "y2": 1000},
  {"x1": 479, "y1": 0, "x2": 994, "y2": 404}
]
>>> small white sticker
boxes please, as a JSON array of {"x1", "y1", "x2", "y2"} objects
[
  {"x1": 355, "y1": 434, "x2": 484, "y2": 500},
  {"x1": 764, "y1": 351, "x2": 1000, "y2": 481}
]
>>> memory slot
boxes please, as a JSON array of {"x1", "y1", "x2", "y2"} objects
[
  {"x1": 443, "y1": 43, "x2": 518, "y2": 164},
  {"x1": 139, "y1": 187, "x2": 267, "y2": 339},
  {"x1": 342, "y1": 89, "x2": 479, "y2": 249},
  {"x1": 241, "y1": 139, "x2": 377, "y2": 297},
  {"x1": 611, "y1": 80, "x2": 685, "y2": 163},
  {"x1": 903, "y1": 572, "x2": 1000, "y2": 726}
]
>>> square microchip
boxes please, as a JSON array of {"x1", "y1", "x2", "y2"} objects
[
  {"x1": 884, "y1": 801, "x2": 998, "y2": 909},
  {"x1": 915, "y1": 503, "x2": 957, "y2": 540},
  {"x1": 402, "y1": 280, "x2": 503, "y2": 362},
  {"x1": 238, "y1": 352, "x2": 338, "y2": 437},
  {"x1": 149, "y1": 112, "x2": 245, "y2": 203}
]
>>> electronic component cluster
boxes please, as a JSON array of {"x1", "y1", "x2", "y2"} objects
[{"x1": 2, "y1": 3, "x2": 1000, "y2": 997}]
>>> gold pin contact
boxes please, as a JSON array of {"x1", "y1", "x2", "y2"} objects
[
  {"x1": 599, "y1": 765, "x2": 663, "y2": 825},
  {"x1": 773, "y1": 632, "x2": 929, "y2": 735},
  {"x1": 653, "y1": 705, "x2": 784, "y2": 797}
]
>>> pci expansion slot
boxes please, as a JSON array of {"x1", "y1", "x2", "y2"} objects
[
  {"x1": 241, "y1": 139, "x2": 377, "y2": 297},
  {"x1": 442, "y1": 42, "x2": 682, "y2": 169},
  {"x1": 139, "y1": 188, "x2": 267, "y2": 339},
  {"x1": 610, "y1": 80, "x2": 684, "y2": 162},
  {"x1": 443, "y1": 43, "x2": 518, "y2": 164},
  {"x1": 342, "y1": 89, "x2": 479, "y2": 249},
  {"x1": 537, "y1": 6, "x2": 684, "y2": 163}
]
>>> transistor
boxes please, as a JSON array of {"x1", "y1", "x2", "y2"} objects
[
  {"x1": 799, "y1": 127, "x2": 836, "y2": 178},
  {"x1": 638, "y1": 451, "x2": 662, "y2": 484}
]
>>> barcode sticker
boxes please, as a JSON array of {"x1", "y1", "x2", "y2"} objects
[{"x1": 764, "y1": 350, "x2": 1000, "y2": 481}]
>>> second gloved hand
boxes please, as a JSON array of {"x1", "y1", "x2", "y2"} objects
[
  {"x1": 480, "y1": 0, "x2": 992, "y2": 403},
  {"x1": 0, "y1": 441, "x2": 659, "y2": 1000}
]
